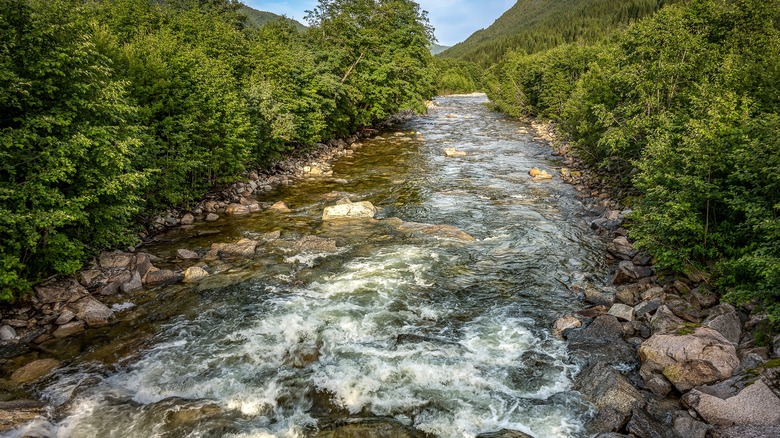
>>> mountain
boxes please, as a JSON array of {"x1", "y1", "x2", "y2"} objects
[
  {"x1": 439, "y1": 0, "x2": 678, "y2": 66},
  {"x1": 239, "y1": 5, "x2": 306, "y2": 30},
  {"x1": 430, "y1": 43, "x2": 451, "y2": 55}
]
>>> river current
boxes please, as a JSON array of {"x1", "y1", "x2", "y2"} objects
[{"x1": 7, "y1": 94, "x2": 610, "y2": 437}]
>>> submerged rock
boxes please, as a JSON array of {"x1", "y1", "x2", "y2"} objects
[
  {"x1": 314, "y1": 418, "x2": 427, "y2": 438},
  {"x1": 443, "y1": 147, "x2": 467, "y2": 157},
  {"x1": 270, "y1": 201, "x2": 292, "y2": 213},
  {"x1": 529, "y1": 167, "x2": 552, "y2": 181},
  {"x1": 10, "y1": 358, "x2": 61, "y2": 383},
  {"x1": 322, "y1": 200, "x2": 377, "y2": 220},
  {"x1": 0, "y1": 400, "x2": 45, "y2": 432},
  {"x1": 396, "y1": 221, "x2": 476, "y2": 241},
  {"x1": 183, "y1": 266, "x2": 209, "y2": 283},
  {"x1": 476, "y1": 430, "x2": 533, "y2": 438}
]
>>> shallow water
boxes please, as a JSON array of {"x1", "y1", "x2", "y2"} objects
[{"x1": 6, "y1": 95, "x2": 610, "y2": 437}]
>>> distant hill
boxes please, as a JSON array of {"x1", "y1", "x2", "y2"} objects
[
  {"x1": 440, "y1": 0, "x2": 679, "y2": 66},
  {"x1": 239, "y1": 5, "x2": 306, "y2": 30},
  {"x1": 430, "y1": 43, "x2": 451, "y2": 55}
]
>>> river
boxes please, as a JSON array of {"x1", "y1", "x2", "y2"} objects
[{"x1": 6, "y1": 94, "x2": 611, "y2": 437}]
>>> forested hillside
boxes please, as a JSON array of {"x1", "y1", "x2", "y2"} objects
[
  {"x1": 440, "y1": 0, "x2": 677, "y2": 66},
  {"x1": 0, "y1": 0, "x2": 435, "y2": 300},
  {"x1": 239, "y1": 5, "x2": 306, "y2": 30},
  {"x1": 484, "y1": 0, "x2": 780, "y2": 321}
]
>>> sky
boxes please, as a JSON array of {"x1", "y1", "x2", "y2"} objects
[{"x1": 242, "y1": 1, "x2": 516, "y2": 47}]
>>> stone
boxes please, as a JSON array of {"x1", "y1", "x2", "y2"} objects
[
  {"x1": 322, "y1": 201, "x2": 377, "y2": 220},
  {"x1": 649, "y1": 305, "x2": 686, "y2": 335},
  {"x1": 0, "y1": 400, "x2": 46, "y2": 432},
  {"x1": 77, "y1": 269, "x2": 107, "y2": 289},
  {"x1": 574, "y1": 362, "x2": 646, "y2": 433},
  {"x1": 568, "y1": 315, "x2": 637, "y2": 366},
  {"x1": 553, "y1": 315, "x2": 581, "y2": 338},
  {"x1": 634, "y1": 299, "x2": 662, "y2": 319},
  {"x1": 226, "y1": 203, "x2": 250, "y2": 215},
  {"x1": 608, "y1": 303, "x2": 635, "y2": 322},
  {"x1": 615, "y1": 284, "x2": 644, "y2": 306},
  {"x1": 612, "y1": 261, "x2": 653, "y2": 285},
  {"x1": 710, "y1": 425, "x2": 780, "y2": 438},
  {"x1": 270, "y1": 201, "x2": 292, "y2": 213},
  {"x1": 704, "y1": 308, "x2": 742, "y2": 345},
  {"x1": 35, "y1": 279, "x2": 89, "y2": 304},
  {"x1": 626, "y1": 408, "x2": 678, "y2": 438},
  {"x1": 690, "y1": 286, "x2": 719, "y2": 309},
  {"x1": 643, "y1": 374, "x2": 673, "y2": 397},
  {"x1": 583, "y1": 285, "x2": 615, "y2": 306},
  {"x1": 0, "y1": 325, "x2": 16, "y2": 341},
  {"x1": 177, "y1": 248, "x2": 200, "y2": 260},
  {"x1": 120, "y1": 272, "x2": 143, "y2": 293},
  {"x1": 134, "y1": 253, "x2": 154, "y2": 278},
  {"x1": 673, "y1": 411, "x2": 709, "y2": 438},
  {"x1": 205, "y1": 213, "x2": 219, "y2": 222},
  {"x1": 10, "y1": 358, "x2": 61, "y2": 383},
  {"x1": 72, "y1": 296, "x2": 115, "y2": 327},
  {"x1": 143, "y1": 269, "x2": 183, "y2": 286},
  {"x1": 444, "y1": 147, "x2": 467, "y2": 157},
  {"x1": 639, "y1": 327, "x2": 739, "y2": 393},
  {"x1": 183, "y1": 266, "x2": 209, "y2": 283},
  {"x1": 247, "y1": 202, "x2": 261, "y2": 212},
  {"x1": 607, "y1": 236, "x2": 636, "y2": 260},
  {"x1": 591, "y1": 217, "x2": 623, "y2": 231},
  {"x1": 54, "y1": 321, "x2": 85, "y2": 338},
  {"x1": 98, "y1": 251, "x2": 134, "y2": 269},
  {"x1": 665, "y1": 296, "x2": 705, "y2": 323},
  {"x1": 641, "y1": 287, "x2": 665, "y2": 301},
  {"x1": 576, "y1": 305, "x2": 609, "y2": 319},
  {"x1": 55, "y1": 309, "x2": 76, "y2": 325},
  {"x1": 294, "y1": 235, "x2": 339, "y2": 252},
  {"x1": 683, "y1": 380, "x2": 780, "y2": 426},
  {"x1": 180, "y1": 213, "x2": 195, "y2": 225},
  {"x1": 210, "y1": 238, "x2": 258, "y2": 257}
]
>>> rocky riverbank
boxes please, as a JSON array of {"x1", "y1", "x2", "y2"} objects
[{"x1": 533, "y1": 120, "x2": 780, "y2": 437}]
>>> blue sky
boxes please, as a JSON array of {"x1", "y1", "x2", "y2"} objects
[{"x1": 242, "y1": 1, "x2": 516, "y2": 46}]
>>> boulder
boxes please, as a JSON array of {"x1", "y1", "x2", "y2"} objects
[
  {"x1": 120, "y1": 272, "x2": 143, "y2": 293},
  {"x1": 665, "y1": 296, "x2": 705, "y2": 323},
  {"x1": 205, "y1": 213, "x2": 219, "y2": 222},
  {"x1": 528, "y1": 167, "x2": 552, "y2": 181},
  {"x1": 72, "y1": 296, "x2": 115, "y2": 327},
  {"x1": 649, "y1": 305, "x2": 686, "y2": 335},
  {"x1": 0, "y1": 400, "x2": 46, "y2": 432},
  {"x1": 583, "y1": 285, "x2": 615, "y2": 306},
  {"x1": 180, "y1": 213, "x2": 195, "y2": 225},
  {"x1": 615, "y1": 284, "x2": 646, "y2": 306},
  {"x1": 143, "y1": 269, "x2": 183, "y2": 287},
  {"x1": 10, "y1": 358, "x2": 61, "y2": 383},
  {"x1": 553, "y1": 315, "x2": 581, "y2": 338},
  {"x1": 322, "y1": 201, "x2": 377, "y2": 220},
  {"x1": 443, "y1": 148, "x2": 467, "y2": 157},
  {"x1": 35, "y1": 279, "x2": 89, "y2": 304},
  {"x1": 54, "y1": 321, "x2": 85, "y2": 338},
  {"x1": 612, "y1": 261, "x2": 653, "y2": 285},
  {"x1": 476, "y1": 430, "x2": 533, "y2": 438},
  {"x1": 710, "y1": 425, "x2": 780, "y2": 438},
  {"x1": 209, "y1": 238, "x2": 258, "y2": 257},
  {"x1": 313, "y1": 418, "x2": 426, "y2": 438},
  {"x1": 294, "y1": 236, "x2": 339, "y2": 252},
  {"x1": 634, "y1": 299, "x2": 662, "y2": 319},
  {"x1": 639, "y1": 327, "x2": 739, "y2": 393},
  {"x1": 270, "y1": 201, "x2": 292, "y2": 213},
  {"x1": 226, "y1": 203, "x2": 250, "y2": 215},
  {"x1": 672, "y1": 411, "x2": 709, "y2": 438},
  {"x1": 607, "y1": 236, "x2": 636, "y2": 260},
  {"x1": 574, "y1": 362, "x2": 646, "y2": 432},
  {"x1": 55, "y1": 309, "x2": 76, "y2": 325},
  {"x1": 567, "y1": 315, "x2": 637, "y2": 366},
  {"x1": 626, "y1": 408, "x2": 678, "y2": 438},
  {"x1": 176, "y1": 248, "x2": 200, "y2": 260},
  {"x1": 0, "y1": 325, "x2": 16, "y2": 341},
  {"x1": 608, "y1": 303, "x2": 635, "y2": 322},
  {"x1": 703, "y1": 304, "x2": 741, "y2": 345},
  {"x1": 98, "y1": 251, "x2": 134, "y2": 269},
  {"x1": 183, "y1": 266, "x2": 209, "y2": 283},
  {"x1": 77, "y1": 269, "x2": 108, "y2": 289},
  {"x1": 683, "y1": 379, "x2": 780, "y2": 426}
]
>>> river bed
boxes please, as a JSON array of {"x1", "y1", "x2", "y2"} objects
[{"x1": 5, "y1": 94, "x2": 611, "y2": 438}]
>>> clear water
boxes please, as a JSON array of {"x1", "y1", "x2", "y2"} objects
[{"x1": 6, "y1": 95, "x2": 609, "y2": 438}]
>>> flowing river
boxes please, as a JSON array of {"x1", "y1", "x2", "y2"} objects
[{"x1": 7, "y1": 94, "x2": 611, "y2": 437}]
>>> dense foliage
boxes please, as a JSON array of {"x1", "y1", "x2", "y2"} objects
[
  {"x1": 0, "y1": 0, "x2": 434, "y2": 300},
  {"x1": 485, "y1": 0, "x2": 780, "y2": 320}
]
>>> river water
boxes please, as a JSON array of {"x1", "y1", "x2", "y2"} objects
[{"x1": 7, "y1": 95, "x2": 610, "y2": 437}]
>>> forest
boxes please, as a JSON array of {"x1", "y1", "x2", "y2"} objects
[
  {"x1": 0, "y1": 0, "x2": 435, "y2": 300},
  {"x1": 481, "y1": 0, "x2": 780, "y2": 322}
]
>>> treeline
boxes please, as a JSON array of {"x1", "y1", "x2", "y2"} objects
[
  {"x1": 486, "y1": 0, "x2": 780, "y2": 320},
  {"x1": 440, "y1": 0, "x2": 678, "y2": 67},
  {"x1": 0, "y1": 0, "x2": 435, "y2": 300}
]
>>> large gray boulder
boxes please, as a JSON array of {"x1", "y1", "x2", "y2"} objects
[
  {"x1": 612, "y1": 261, "x2": 653, "y2": 285},
  {"x1": 35, "y1": 279, "x2": 89, "y2": 304},
  {"x1": 639, "y1": 327, "x2": 739, "y2": 393},
  {"x1": 72, "y1": 296, "x2": 115, "y2": 327},
  {"x1": 683, "y1": 380, "x2": 780, "y2": 426},
  {"x1": 567, "y1": 315, "x2": 637, "y2": 366},
  {"x1": 574, "y1": 362, "x2": 646, "y2": 433}
]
